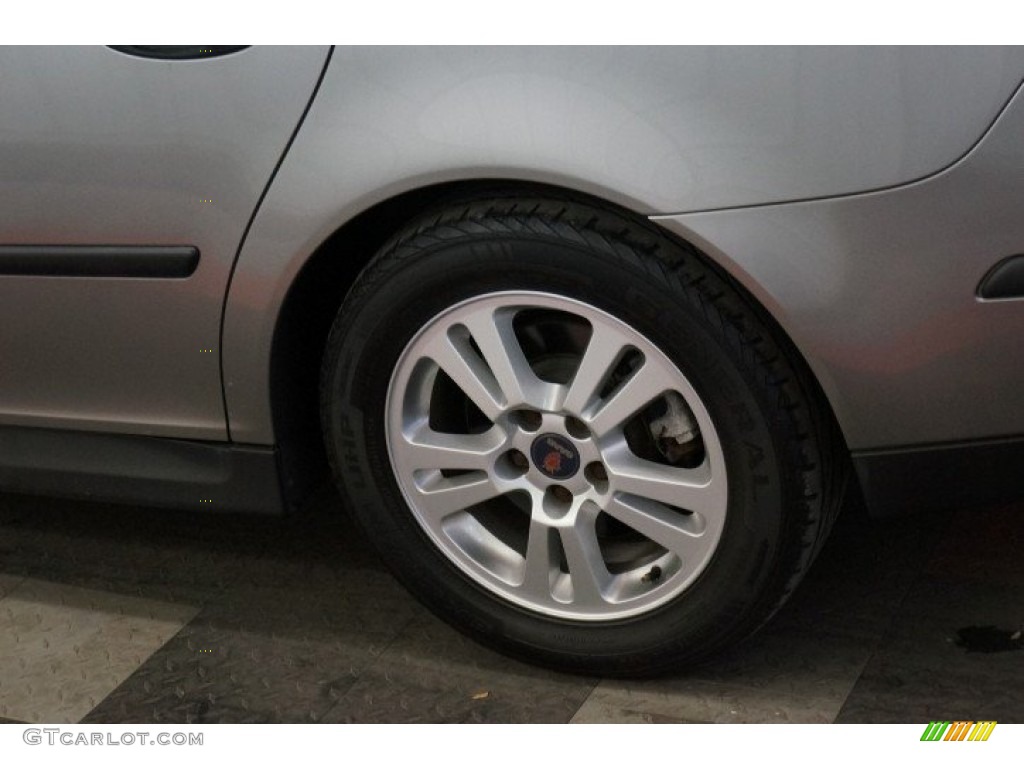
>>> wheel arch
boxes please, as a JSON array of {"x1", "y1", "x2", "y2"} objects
[
  {"x1": 265, "y1": 179, "x2": 647, "y2": 505},
  {"x1": 258, "y1": 179, "x2": 853, "y2": 511}
]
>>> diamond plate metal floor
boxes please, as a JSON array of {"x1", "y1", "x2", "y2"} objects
[{"x1": 1, "y1": 486, "x2": 1021, "y2": 724}]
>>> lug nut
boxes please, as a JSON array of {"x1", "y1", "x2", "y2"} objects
[
  {"x1": 542, "y1": 485, "x2": 574, "y2": 518},
  {"x1": 565, "y1": 416, "x2": 590, "y2": 440},
  {"x1": 550, "y1": 485, "x2": 573, "y2": 504},
  {"x1": 584, "y1": 461, "x2": 609, "y2": 493},
  {"x1": 496, "y1": 449, "x2": 530, "y2": 479},
  {"x1": 509, "y1": 450, "x2": 529, "y2": 471},
  {"x1": 512, "y1": 409, "x2": 543, "y2": 432}
]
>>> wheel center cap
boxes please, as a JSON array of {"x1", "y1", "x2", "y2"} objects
[{"x1": 530, "y1": 433, "x2": 580, "y2": 480}]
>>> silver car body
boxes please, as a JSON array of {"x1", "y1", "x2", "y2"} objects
[{"x1": 1, "y1": 45, "x2": 1022, "y2": 511}]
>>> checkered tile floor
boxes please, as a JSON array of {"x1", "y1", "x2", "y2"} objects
[{"x1": 1, "y1": 487, "x2": 1022, "y2": 724}]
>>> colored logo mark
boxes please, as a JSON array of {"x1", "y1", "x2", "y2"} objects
[
  {"x1": 531, "y1": 434, "x2": 580, "y2": 479},
  {"x1": 920, "y1": 721, "x2": 997, "y2": 742},
  {"x1": 543, "y1": 451, "x2": 562, "y2": 475}
]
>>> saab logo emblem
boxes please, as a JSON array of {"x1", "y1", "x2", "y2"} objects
[
  {"x1": 920, "y1": 721, "x2": 997, "y2": 741},
  {"x1": 531, "y1": 434, "x2": 580, "y2": 479},
  {"x1": 543, "y1": 451, "x2": 562, "y2": 475}
]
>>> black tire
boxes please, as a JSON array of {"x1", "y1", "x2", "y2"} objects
[{"x1": 320, "y1": 195, "x2": 846, "y2": 676}]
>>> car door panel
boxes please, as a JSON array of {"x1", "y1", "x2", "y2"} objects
[{"x1": 0, "y1": 45, "x2": 330, "y2": 439}]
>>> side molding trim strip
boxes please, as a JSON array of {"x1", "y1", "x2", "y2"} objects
[{"x1": 0, "y1": 246, "x2": 200, "y2": 278}]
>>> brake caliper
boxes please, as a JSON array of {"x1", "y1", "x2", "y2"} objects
[{"x1": 649, "y1": 392, "x2": 702, "y2": 465}]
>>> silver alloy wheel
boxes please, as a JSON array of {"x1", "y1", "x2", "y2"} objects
[{"x1": 385, "y1": 291, "x2": 728, "y2": 621}]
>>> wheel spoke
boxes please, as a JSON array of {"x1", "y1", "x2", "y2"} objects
[
  {"x1": 603, "y1": 444, "x2": 719, "y2": 514},
  {"x1": 463, "y1": 307, "x2": 552, "y2": 409},
  {"x1": 519, "y1": 517, "x2": 556, "y2": 600},
  {"x1": 603, "y1": 494, "x2": 706, "y2": 561},
  {"x1": 423, "y1": 332, "x2": 504, "y2": 421},
  {"x1": 413, "y1": 474, "x2": 503, "y2": 522},
  {"x1": 586, "y1": 358, "x2": 675, "y2": 437},
  {"x1": 559, "y1": 508, "x2": 610, "y2": 606},
  {"x1": 561, "y1": 322, "x2": 632, "y2": 415},
  {"x1": 399, "y1": 426, "x2": 505, "y2": 472}
]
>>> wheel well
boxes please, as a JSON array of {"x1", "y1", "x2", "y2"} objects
[
  {"x1": 270, "y1": 180, "x2": 600, "y2": 506},
  {"x1": 268, "y1": 179, "x2": 852, "y2": 512}
]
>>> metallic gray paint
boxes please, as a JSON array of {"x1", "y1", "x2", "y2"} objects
[
  {"x1": 656, "y1": 84, "x2": 1024, "y2": 449},
  {"x1": 0, "y1": 46, "x2": 329, "y2": 439},
  {"x1": 223, "y1": 46, "x2": 1024, "y2": 446},
  {"x1": 1, "y1": 46, "x2": 1021, "y2": 460}
]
